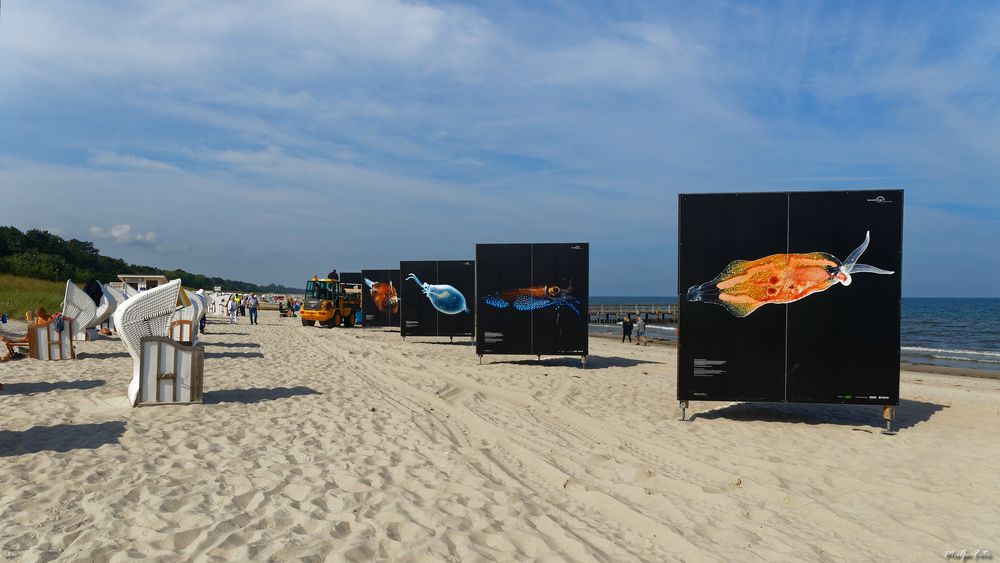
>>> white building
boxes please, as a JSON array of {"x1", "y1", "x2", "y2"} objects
[{"x1": 116, "y1": 274, "x2": 170, "y2": 292}]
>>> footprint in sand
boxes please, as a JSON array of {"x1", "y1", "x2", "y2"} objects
[
  {"x1": 171, "y1": 527, "x2": 203, "y2": 551},
  {"x1": 385, "y1": 521, "x2": 429, "y2": 543},
  {"x1": 330, "y1": 521, "x2": 352, "y2": 539},
  {"x1": 330, "y1": 473, "x2": 372, "y2": 493},
  {"x1": 282, "y1": 484, "x2": 313, "y2": 503}
]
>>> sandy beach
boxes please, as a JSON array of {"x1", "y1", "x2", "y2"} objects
[{"x1": 2, "y1": 311, "x2": 998, "y2": 561}]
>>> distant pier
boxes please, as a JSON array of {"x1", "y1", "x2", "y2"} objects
[{"x1": 588, "y1": 304, "x2": 678, "y2": 325}]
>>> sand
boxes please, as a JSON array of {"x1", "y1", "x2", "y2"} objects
[{"x1": 1, "y1": 311, "x2": 998, "y2": 561}]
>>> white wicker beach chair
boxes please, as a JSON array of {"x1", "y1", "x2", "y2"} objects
[
  {"x1": 170, "y1": 289, "x2": 200, "y2": 345},
  {"x1": 194, "y1": 290, "x2": 209, "y2": 331},
  {"x1": 114, "y1": 279, "x2": 183, "y2": 406},
  {"x1": 195, "y1": 289, "x2": 208, "y2": 316},
  {"x1": 134, "y1": 336, "x2": 204, "y2": 405},
  {"x1": 101, "y1": 285, "x2": 127, "y2": 332},
  {"x1": 189, "y1": 290, "x2": 205, "y2": 325},
  {"x1": 90, "y1": 283, "x2": 117, "y2": 329},
  {"x1": 26, "y1": 317, "x2": 76, "y2": 360},
  {"x1": 62, "y1": 280, "x2": 98, "y2": 341},
  {"x1": 210, "y1": 293, "x2": 228, "y2": 316}
]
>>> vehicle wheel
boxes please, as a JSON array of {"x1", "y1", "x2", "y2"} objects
[
  {"x1": 345, "y1": 312, "x2": 356, "y2": 328},
  {"x1": 332, "y1": 312, "x2": 342, "y2": 328},
  {"x1": 302, "y1": 319, "x2": 315, "y2": 326}
]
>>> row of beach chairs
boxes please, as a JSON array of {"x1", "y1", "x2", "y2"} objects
[{"x1": 6, "y1": 279, "x2": 209, "y2": 407}]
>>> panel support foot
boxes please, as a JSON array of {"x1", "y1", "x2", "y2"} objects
[
  {"x1": 679, "y1": 400, "x2": 689, "y2": 421},
  {"x1": 881, "y1": 405, "x2": 896, "y2": 435}
]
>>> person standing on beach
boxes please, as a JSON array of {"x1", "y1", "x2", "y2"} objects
[
  {"x1": 635, "y1": 315, "x2": 647, "y2": 346},
  {"x1": 622, "y1": 315, "x2": 633, "y2": 343},
  {"x1": 227, "y1": 297, "x2": 238, "y2": 324},
  {"x1": 248, "y1": 293, "x2": 260, "y2": 325}
]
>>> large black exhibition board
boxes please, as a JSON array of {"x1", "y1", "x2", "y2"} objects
[
  {"x1": 361, "y1": 269, "x2": 401, "y2": 327},
  {"x1": 677, "y1": 190, "x2": 903, "y2": 405},
  {"x1": 400, "y1": 260, "x2": 474, "y2": 338},
  {"x1": 476, "y1": 243, "x2": 589, "y2": 357},
  {"x1": 340, "y1": 272, "x2": 363, "y2": 285}
]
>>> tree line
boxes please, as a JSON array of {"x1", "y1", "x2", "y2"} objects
[{"x1": 0, "y1": 226, "x2": 300, "y2": 293}]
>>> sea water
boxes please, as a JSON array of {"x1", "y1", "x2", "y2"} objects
[
  {"x1": 900, "y1": 298, "x2": 1000, "y2": 371},
  {"x1": 589, "y1": 296, "x2": 1000, "y2": 372}
]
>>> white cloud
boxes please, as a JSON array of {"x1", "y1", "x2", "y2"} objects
[
  {"x1": 90, "y1": 151, "x2": 177, "y2": 171},
  {"x1": 89, "y1": 224, "x2": 158, "y2": 246},
  {"x1": 0, "y1": 0, "x2": 495, "y2": 85}
]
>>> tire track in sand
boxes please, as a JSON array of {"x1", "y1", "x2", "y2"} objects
[{"x1": 300, "y1": 329, "x2": 706, "y2": 561}]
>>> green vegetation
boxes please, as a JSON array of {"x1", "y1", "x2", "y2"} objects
[
  {"x1": 0, "y1": 226, "x2": 299, "y2": 293},
  {"x1": 0, "y1": 274, "x2": 66, "y2": 319}
]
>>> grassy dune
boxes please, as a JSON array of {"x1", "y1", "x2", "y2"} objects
[{"x1": 0, "y1": 274, "x2": 66, "y2": 319}]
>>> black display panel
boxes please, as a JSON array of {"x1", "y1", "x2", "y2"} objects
[
  {"x1": 677, "y1": 193, "x2": 788, "y2": 402},
  {"x1": 400, "y1": 260, "x2": 474, "y2": 338},
  {"x1": 340, "y1": 272, "x2": 363, "y2": 285},
  {"x1": 476, "y1": 243, "x2": 589, "y2": 357},
  {"x1": 361, "y1": 269, "x2": 401, "y2": 327},
  {"x1": 785, "y1": 192, "x2": 903, "y2": 404},
  {"x1": 678, "y1": 190, "x2": 902, "y2": 405},
  {"x1": 476, "y1": 244, "x2": 532, "y2": 354}
]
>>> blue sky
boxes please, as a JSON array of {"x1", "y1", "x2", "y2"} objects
[{"x1": 1, "y1": 1, "x2": 998, "y2": 296}]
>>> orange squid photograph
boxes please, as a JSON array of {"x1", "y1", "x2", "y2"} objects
[{"x1": 686, "y1": 231, "x2": 895, "y2": 317}]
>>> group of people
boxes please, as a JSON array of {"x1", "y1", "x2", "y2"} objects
[
  {"x1": 621, "y1": 314, "x2": 648, "y2": 346},
  {"x1": 1, "y1": 307, "x2": 62, "y2": 364},
  {"x1": 226, "y1": 293, "x2": 260, "y2": 325},
  {"x1": 277, "y1": 298, "x2": 297, "y2": 317}
]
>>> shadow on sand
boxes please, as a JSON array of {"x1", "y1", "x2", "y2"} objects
[
  {"x1": 203, "y1": 386, "x2": 320, "y2": 405},
  {"x1": 1, "y1": 379, "x2": 106, "y2": 395},
  {"x1": 204, "y1": 351, "x2": 264, "y2": 359},
  {"x1": 489, "y1": 355, "x2": 663, "y2": 369},
  {"x1": 0, "y1": 421, "x2": 125, "y2": 456},
  {"x1": 77, "y1": 351, "x2": 130, "y2": 359},
  {"x1": 692, "y1": 398, "x2": 947, "y2": 431},
  {"x1": 412, "y1": 339, "x2": 474, "y2": 346},
  {"x1": 206, "y1": 342, "x2": 261, "y2": 349}
]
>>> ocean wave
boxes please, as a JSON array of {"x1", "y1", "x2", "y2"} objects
[
  {"x1": 929, "y1": 355, "x2": 1000, "y2": 365},
  {"x1": 902, "y1": 346, "x2": 1000, "y2": 358}
]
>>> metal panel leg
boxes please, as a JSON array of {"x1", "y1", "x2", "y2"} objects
[{"x1": 881, "y1": 405, "x2": 896, "y2": 435}]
